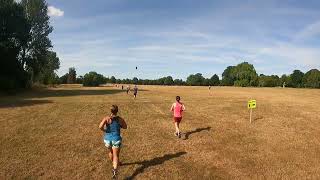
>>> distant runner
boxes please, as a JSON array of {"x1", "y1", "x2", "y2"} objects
[
  {"x1": 133, "y1": 85, "x2": 138, "y2": 99},
  {"x1": 99, "y1": 105, "x2": 127, "y2": 179},
  {"x1": 126, "y1": 85, "x2": 130, "y2": 94},
  {"x1": 170, "y1": 96, "x2": 186, "y2": 138}
]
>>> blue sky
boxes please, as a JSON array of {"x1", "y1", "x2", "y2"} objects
[{"x1": 47, "y1": 0, "x2": 320, "y2": 79}]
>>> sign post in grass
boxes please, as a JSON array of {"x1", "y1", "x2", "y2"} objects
[{"x1": 248, "y1": 100, "x2": 256, "y2": 123}]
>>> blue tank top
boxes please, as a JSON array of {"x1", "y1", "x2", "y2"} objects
[{"x1": 104, "y1": 116, "x2": 122, "y2": 141}]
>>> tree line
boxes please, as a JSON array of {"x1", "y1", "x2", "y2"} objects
[
  {"x1": 59, "y1": 62, "x2": 320, "y2": 88},
  {"x1": 0, "y1": 0, "x2": 60, "y2": 92},
  {"x1": 220, "y1": 62, "x2": 320, "y2": 88}
]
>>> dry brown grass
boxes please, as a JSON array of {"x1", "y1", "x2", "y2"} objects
[{"x1": 1, "y1": 85, "x2": 320, "y2": 179}]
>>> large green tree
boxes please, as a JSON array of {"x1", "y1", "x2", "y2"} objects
[
  {"x1": 186, "y1": 73, "x2": 205, "y2": 86},
  {"x1": 67, "y1": 67, "x2": 76, "y2": 84},
  {"x1": 221, "y1": 66, "x2": 236, "y2": 86},
  {"x1": 210, "y1": 74, "x2": 220, "y2": 86},
  {"x1": 131, "y1": 77, "x2": 137, "y2": 84},
  {"x1": 20, "y1": 0, "x2": 56, "y2": 81},
  {"x1": 83, "y1": 71, "x2": 105, "y2": 87},
  {"x1": 221, "y1": 62, "x2": 258, "y2": 87},
  {"x1": 36, "y1": 51, "x2": 60, "y2": 84},
  {"x1": 233, "y1": 62, "x2": 258, "y2": 87},
  {"x1": 290, "y1": 70, "x2": 304, "y2": 88},
  {"x1": 0, "y1": 0, "x2": 31, "y2": 91},
  {"x1": 302, "y1": 69, "x2": 320, "y2": 88},
  {"x1": 1, "y1": 0, "x2": 60, "y2": 91},
  {"x1": 164, "y1": 76, "x2": 174, "y2": 85}
]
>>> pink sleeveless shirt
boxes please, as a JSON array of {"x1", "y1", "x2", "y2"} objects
[{"x1": 173, "y1": 102, "x2": 183, "y2": 117}]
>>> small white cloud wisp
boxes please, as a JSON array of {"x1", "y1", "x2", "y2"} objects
[{"x1": 48, "y1": 6, "x2": 64, "y2": 17}]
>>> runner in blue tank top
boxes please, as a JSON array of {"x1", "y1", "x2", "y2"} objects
[{"x1": 99, "y1": 105, "x2": 127, "y2": 179}]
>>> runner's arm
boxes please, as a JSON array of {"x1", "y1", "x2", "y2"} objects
[
  {"x1": 182, "y1": 104, "x2": 186, "y2": 111},
  {"x1": 99, "y1": 116, "x2": 110, "y2": 131},
  {"x1": 170, "y1": 103, "x2": 175, "y2": 111},
  {"x1": 99, "y1": 119, "x2": 106, "y2": 131},
  {"x1": 119, "y1": 117, "x2": 127, "y2": 129}
]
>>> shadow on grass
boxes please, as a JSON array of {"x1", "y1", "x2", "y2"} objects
[
  {"x1": 253, "y1": 116, "x2": 263, "y2": 122},
  {"x1": 122, "y1": 151, "x2": 187, "y2": 180},
  {"x1": 0, "y1": 99, "x2": 53, "y2": 108},
  {"x1": 28, "y1": 89, "x2": 125, "y2": 98},
  {"x1": 184, "y1": 126, "x2": 211, "y2": 140},
  {"x1": 0, "y1": 89, "x2": 126, "y2": 108}
]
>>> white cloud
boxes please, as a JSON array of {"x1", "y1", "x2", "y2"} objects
[
  {"x1": 258, "y1": 44, "x2": 320, "y2": 67},
  {"x1": 48, "y1": 6, "x2": 64, "y2": 17}
]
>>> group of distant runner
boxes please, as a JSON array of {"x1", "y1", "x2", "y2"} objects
[
  {"x1": 99, "y1": 86, "x2": 185, "y2": 178},
  {"x1": 116, "y1": 84, "x2": 139, "y2": 99}
]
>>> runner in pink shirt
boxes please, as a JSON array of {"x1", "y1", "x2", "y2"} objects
[{"x1": 170, "y1": 96, "x2": 186, "y2": 138}]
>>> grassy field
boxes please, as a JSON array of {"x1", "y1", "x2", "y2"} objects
[{"x1": 1, "y1": 85, "x2": 320, "y2": 179}]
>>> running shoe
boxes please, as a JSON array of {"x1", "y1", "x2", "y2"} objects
[
  {"x1": 112, "y1": 168, "x2": 117, "y2": 179},
  {"x1": 178, "y1": 132, "x2": 182, "y2": 138}
]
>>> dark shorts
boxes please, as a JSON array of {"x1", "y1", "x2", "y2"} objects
[
  {"x1": 134, "y1": 92, "x2": 137, "y2": 96},
  {"x1": 173, "y1": 117, "x2": 182, "y2": 123}
]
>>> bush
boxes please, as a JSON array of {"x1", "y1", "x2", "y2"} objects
[
  {"x1": 83, "y1": 72, "x2": 106, "y2": 87},
  {"x1": 258, "y1": 75, "x2": 280, "y2": 87}
]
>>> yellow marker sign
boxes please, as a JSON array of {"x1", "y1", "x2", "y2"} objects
[{"x1": 248, "y1": 100, "x2": 256, "y2": 109}]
